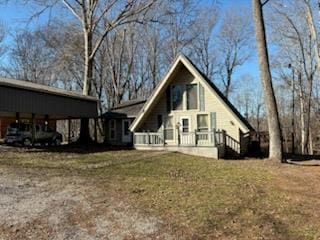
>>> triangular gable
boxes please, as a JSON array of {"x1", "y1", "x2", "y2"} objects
[{"x1": 130, "y1": 54, "x2": 254, "y2": 133}]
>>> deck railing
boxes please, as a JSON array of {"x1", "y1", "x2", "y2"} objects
[
  {"x1": 134, "y1": 132, "x2": 164, "y2": 146},
  {"x1": 133, "y1": 129, "x2": 241, "y2": 156},
  {"x1": 214, "y1": 130, "x2": 241, "y2": 154},
  {"x1": 134, "y1": 130, "x2": 217, "y2": 146}
]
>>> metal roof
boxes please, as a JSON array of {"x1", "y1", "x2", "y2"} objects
[
  {"x1": 0, "y1": 78, "x2": 97, "y2": 102},
  {"x1": 0, "y1": 77, "x2": 98, "y2": 119}
]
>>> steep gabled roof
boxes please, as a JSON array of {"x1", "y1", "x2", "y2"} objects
[{"x1": 130, "y1": 54, "x2": 254, "y2": 132}]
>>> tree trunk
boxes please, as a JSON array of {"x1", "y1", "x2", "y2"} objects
[
  {"x1": 79, "y1": 30, "x2": 93, "y2": 143},
  {"x1": 224, "y1": 70, "x2": 232, "y2": 99},
  {"x1": 252, "y1": 0, "x2": 283, "y2": 161},
  {"x1": 300, "y1": 95, "x2": 307, "y2": 154}
]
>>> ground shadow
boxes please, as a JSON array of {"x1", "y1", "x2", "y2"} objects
[
  {"x1": 0, "y1": 142, "x2": 135, "y2": 154},
  {"x1": 284, "y1": 153, "x2": 320, "y2": 166}
]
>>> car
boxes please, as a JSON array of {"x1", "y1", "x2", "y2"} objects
[{"x1": 5, "y1": 122, "x2": 63, "y2": 147}]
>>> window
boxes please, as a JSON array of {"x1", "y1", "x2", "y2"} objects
[
  {"x1": 197, "y1": 114, "x2": 208, "y2": 132},
  {"x1": 182, "y1": 118, "x2": 189, "y2": 133},
  {"x1": 199, "y1": 84, "x2": 205, "y2": 111},
  {"x1": 187, "y1": 84, "x2": 198, "y2": 110},
  {"x1": 123, "y1": 120, "x2": 130, "y2": 136},
  {"x1": 164, "y1": 116, "x2": 173, "y2": 140},
  {"x1": 157, "y1": 115, "x2": 163, "y2": 129},
  {"x1": 109, "y1": 120, "x2": 116, "y2": 140},
  {"x1": 171, "y1": 85, "x2": 183, "y2": 110}
]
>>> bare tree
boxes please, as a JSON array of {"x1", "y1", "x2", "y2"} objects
[
  {"x1": 191, "y1": 5, "x2": 219, "y2": 79},
  {"x1": 268, "y1": 0, "x2": 318, "y2": 154},
  {"x1": 252, "y1": 0, "x2": 283, "y2": 161},
  {"x1": 215, "y1": 7, "x2": 254, "y2": 99}
]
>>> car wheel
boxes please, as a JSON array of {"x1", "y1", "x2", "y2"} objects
[
  {"x1": 23, "y1": 138, "x2": 32, "y2": 147},
  {"x1": 54, "y1": 138, "x2": 62, "y2": 146}
]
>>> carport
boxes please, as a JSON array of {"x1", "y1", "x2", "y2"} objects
[{"x1": 0, "y1": 77, "x2": 98, "y2": 144}]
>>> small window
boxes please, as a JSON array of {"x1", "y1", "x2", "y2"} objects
[
  {"x1": 182, "y1": 118, "x2": 189, "y2": 133},
  {"x1": 164, "y1": 116, "x2": 173, "y2": 140},
  {"x1": 109, "y1": 120, "x2": 116, "y2": 140},
  {"x1": 171, "y1": 85, "x2": 183, "y2": 110},
  {"x1": 197, "y1": 114, "x2": 208, "y2": 132},
  {"x1": 187, "y1": 84, "x2": 198, "y2": 110}
]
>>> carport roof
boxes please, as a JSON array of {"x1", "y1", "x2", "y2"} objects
[
  {"x1": 0, "y1": 77, "x2": 98, "y2": 119},
  {"x1": 0, "y1": 77, "x2": 97, "y2": 102}
]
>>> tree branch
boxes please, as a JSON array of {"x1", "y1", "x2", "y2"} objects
[{"x1": 262, "y1": 0, "x2": 270, "y2": 7}]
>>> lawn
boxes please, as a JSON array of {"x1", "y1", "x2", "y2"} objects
[{"x1": 0, "y1": 146, "x2": 320, "y2": 239}]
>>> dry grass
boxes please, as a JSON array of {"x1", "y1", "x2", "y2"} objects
[{"x1": 0, "y1": 146, "x2": 320, "y2": 239}]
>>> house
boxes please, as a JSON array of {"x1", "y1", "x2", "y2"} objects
[
  {"x1": 129, "y1": 54, "x2": 254, "y2": 159},
  {"x1": 101, "y1": 99, "x2": 146, "y2": 146}
]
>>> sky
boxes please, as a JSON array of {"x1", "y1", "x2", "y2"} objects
[{"x1": 0, "y1": 0, "x2": 260, "y2": 88}]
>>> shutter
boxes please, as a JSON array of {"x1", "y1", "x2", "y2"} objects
[
  {"x1": 166, "y1": 86, "x2": 171, "y2": 113},
  {"x1": 199, "y1": 83, "x2": 205, "y2": 111},
  {"x1": 210, "y1": 112, "x2": 216, "y2": 130}
]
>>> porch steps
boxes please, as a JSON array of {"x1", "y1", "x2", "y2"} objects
[{"x1": 224, "y1": 146, "x2": 242, "y2": 159}]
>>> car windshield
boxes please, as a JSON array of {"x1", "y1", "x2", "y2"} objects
[{"x1": 8, "y1": 123, "x2": 30, "y2": 131}]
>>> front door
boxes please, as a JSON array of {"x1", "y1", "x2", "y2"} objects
[
  {"x1": 179, "y1": 116, "x2": 192, "y2": 145},
  {"x1": 122, "y1": 119, "x2": 132, "y2": 143}
]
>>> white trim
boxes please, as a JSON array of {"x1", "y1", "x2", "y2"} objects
[
  {"x1": 180, "y1": 116, "x2": 191, "y2": 132},
  {"x1": 130, "y1": 54, "x2": 250, "y2": 133}
]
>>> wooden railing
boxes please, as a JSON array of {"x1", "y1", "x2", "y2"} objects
[
  {"x1": 215, "y1": 130, "x2": 240, "y2": 154},
  {"x1": 133, "y1": 130, "x2": 240, "y2": 154},
  {"x1": 134, "y1": 132, "x2": 164, "y2": 146},
  {"x1": 226, "y1": 134, "x2": 241, "y2": 153},
  {"x1": 134, "y1": 130, "x2": 216, "y2": 147}
]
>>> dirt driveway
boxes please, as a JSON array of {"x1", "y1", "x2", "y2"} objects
[{"x1": 0, "y1": 147, "x2": 172, "y2": 240}]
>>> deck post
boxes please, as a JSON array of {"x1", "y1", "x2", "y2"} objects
[
  {"x1": 68, "y1": 118, "x2": 71, "y2": 144},
  {"x1": 162, "y1": 126, "x2": 165, "y2": 146},
  {"x1": 194, "y1": 129, "x2": 197, "y2": 146},
  {"x1": 147, "y1": 130, "x2": 150, "y2": 145},
  {"x1": 222, "y1": 130, "x2": 227, "y2": 147}
]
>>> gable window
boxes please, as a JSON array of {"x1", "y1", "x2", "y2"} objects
[
  {"x1": 109, "y1": 119, "x2": 116, "y2": 140},
  {"x1": 171, "y1": 85, "x2": 183, "y2": 110},
  {"x1": 164, "y1": 116, "x2": 174, "y2": 140},
  {"x1": 187, "y1": 84, "x2": 198, "y2": 110},
  {"x1": 197, "y1": 114, "x2": 208, "y2": 132}
]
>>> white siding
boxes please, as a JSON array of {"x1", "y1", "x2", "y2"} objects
[{"x1": 139, "y1": 65, "x2": 243, "y2": 143}]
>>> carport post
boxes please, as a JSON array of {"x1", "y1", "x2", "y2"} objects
[
  {"x1": 31, "y1": 113, "x2": 36, "y2": 146},
  {"x1": 15, "y1": 112, "x2": 20, "y2": 123},
  {"x1": 68, "y1": 118, "x2": 71, "y2": 144},
  {"x1": 94, "y1": 118, "x2": 98, "y2": 143}
]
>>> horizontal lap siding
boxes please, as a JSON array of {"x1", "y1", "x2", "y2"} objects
[
  {"x1": 142, "y1": 95, "x2": 167, "y2": 131},
  {"x1": 204, "y1": 87, "x2": 241, "y2": 142},
  {"x1": 0, "y1": 86, "x2": 97, "y2": 118},
  {"x1": 140, "y1": 64, "x2": 242, "y2": 142}
]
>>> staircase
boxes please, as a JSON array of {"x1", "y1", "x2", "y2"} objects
[{"x1": 215, "y1": 130, "x2": 242, "y2": 159}]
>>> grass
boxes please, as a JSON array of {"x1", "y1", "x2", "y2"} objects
[{"x1": 1, "y1": 147, "x2": 320, "y2": 239}]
